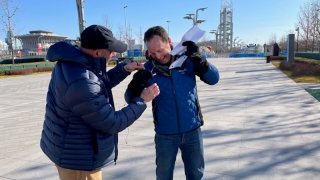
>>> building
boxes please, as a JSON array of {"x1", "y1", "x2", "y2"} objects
[
  {"x1": 15, "y1": 30, "x2": 67, "y2": 56},
  {"x1": 0, "y1": 40, "x2": 7, "y2": 51}
]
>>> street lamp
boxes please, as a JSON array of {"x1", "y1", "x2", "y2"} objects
[
  {"x1": 295, "y1": 27, "x2": 299, "y2": 52},
  {"x1": 196, "y1": 20, "x2": 205, "y2": 24},
  {"x1": 210, "y1": 30, "x2": 218, "y2": 49},
  {"x1": 76, "y1": 0, "x2": 85, "y2": 35},
  {"x1": 123, "y1": 5, "x2": 128, "y2": 43},
  {"x1": 183, "y1": 7, "x2": 207, "y2": 26},
  {"x1": 166, "y1": 20, "x2": 171, "y2": 36},
  {"x1": 195, "y1": 7, "x2": 207, "y2": 24},
  {"x1": 184, "y1": 13, "x2": 195, "y2": 25}
]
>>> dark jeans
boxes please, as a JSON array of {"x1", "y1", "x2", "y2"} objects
[{"x1": 155, "y1": 128, "x2": 204, "y2": 180}]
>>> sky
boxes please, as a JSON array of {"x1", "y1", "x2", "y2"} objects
[{"x1": 0, "y1": 0, "x2": 310, "y2": 46}]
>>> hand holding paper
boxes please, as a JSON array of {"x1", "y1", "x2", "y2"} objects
[
  {"x1": 169, "y1": 26, "x2": 205, "y2": 69},
  {"x1": 182, "y1": 41, "x2": 200, "y2": 57},
  {"x1": 170, "y1": 25, "x2": 205, "y2": 56}
]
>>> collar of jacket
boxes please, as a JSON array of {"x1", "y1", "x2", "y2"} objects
[{"x1": 150, "y1": 55, "x2": 178, "y2": 77}]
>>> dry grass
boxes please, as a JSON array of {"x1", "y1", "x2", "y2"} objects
[{"x1": 292, "y1": 76, "x2": 320, "y2": 83}]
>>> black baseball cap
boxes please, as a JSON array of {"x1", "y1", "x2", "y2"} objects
[{"x1": 80, "y1": 25, "x2": 127, "y2": 53}]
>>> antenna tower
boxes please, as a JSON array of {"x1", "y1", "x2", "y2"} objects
[{"x1": 216, "y1": 0, "x2": 233, "y2": 51}]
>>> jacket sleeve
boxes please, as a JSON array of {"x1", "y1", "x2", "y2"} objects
[
  {"x1": 106, "y1": 63, "x2": 130, "y2": 88},
  {"x1": 199, "y1": 62, "x2": 220, "y2": 85},
  {"x1": 64, "y1": 78, "x2": 146, "y2": 134},
  {"x1": 124, "y1": 69, "x2": 153, "y2": 103},
  {"x1": 186, "y1": 55, "x2": 219, "y2": 85}
]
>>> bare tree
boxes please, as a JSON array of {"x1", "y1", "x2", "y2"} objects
[
  {"x1": 0, "y1": 0, "x2": 19, "y2": 64},
  {"x1": 134, "y1": 27, "x2": 143, "y2": 46},
  {"x1": 309, "y1": 1, "x2": 320, "y2": 52},
  {"x1": 116, "y1": 24, "x2": 124, "y2": 41},
  {"x1": 278, "y1": 34, "x2": 287, "y2": 51},
  {"x1": 311, "y1": 0, "x2": 320, "y2": 52},
  {"x1": 298, "y1": 2, "x2": 312, "y2": 51},
  {"x1": 134, "y1": 27, "x2": 144, "y2": 52},
  {"x1": 268, "y1": 33, "x2": 277, "y2": 45},
  {"x1": 297, "y1": 0, "x2": 320, "y2": 52},
  {"x1": 125, "y1": 24, "x2": 134, "y2": 50},
  {"x1": 104, "y1": 17, "x2": 113, "y2": 31}
]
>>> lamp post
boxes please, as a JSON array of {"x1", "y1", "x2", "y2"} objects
[
  {"x1": 210, "y1": 30, "x2": 218, "y2": 49},
  {"x1": 76, "y1": 0, "x2": 85, "y2": 35},
  {"x1": 184, "y1": 7, "x2": 207, "y2": 26},
  {"x1": 195, "y1": 7, "x2": 207, "y2": 24},
  {"x1": 166, "y1": 20, "x2": 170, "y2": 36},
  {"x1": 295, "y1": 27, "x2": 299, "y2": 52},
  {"x1": 123, "y1": 5, "x2": 128, "y2": 43},
  {"x1": 184, "y1": 13, "x2": 195, "y2": 25}
]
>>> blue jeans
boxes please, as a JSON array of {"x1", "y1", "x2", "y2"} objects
[{"x1": 155, "y1": 127, "x2": 204, "y2": 180}]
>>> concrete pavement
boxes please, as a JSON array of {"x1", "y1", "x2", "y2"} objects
[{"x1": 1, "y1": 57, "x2": 320, "y2": 179}]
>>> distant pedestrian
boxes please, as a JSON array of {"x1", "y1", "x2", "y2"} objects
[{"x1": 273, "y1": 42, "x2": 280, "y2": 56}]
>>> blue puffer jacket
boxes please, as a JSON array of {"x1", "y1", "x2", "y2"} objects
[
  {"x1": 40, "y1": 41, "x2": 146, "y2": 171},
  {"x1": 127, "y1": 56, "x2": 219, "y2": 135}
]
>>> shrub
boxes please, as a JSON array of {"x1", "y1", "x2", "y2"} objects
[
  {"x1": 33, "y1": 67, "x2": 53, "y2": 73},
  {"x1": 279, "y1": 61, "x2": 295, "y2": 71},
  {"x1": 292, "y1": 63, "x2": 320, "y2": 76},
  {"x1": 0, "y1": 67, "x2": 53, "y2": 76},
  {"x1": 0, "y1": 57, "x2": 46, "y2": 64},
  {"x1": 6, "y1": 68, "x2": 33, "y2": 75},
  {"x1": 279, "y1": 61, "x2": 320, "y2": 76}
]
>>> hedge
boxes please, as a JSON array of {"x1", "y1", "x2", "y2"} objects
[
  {"x1": 0, "y1": 57, "x2": 46, "y2": 64},
  {"x1": 295, "y1": 53, "x2": 320, "y2": 60}
]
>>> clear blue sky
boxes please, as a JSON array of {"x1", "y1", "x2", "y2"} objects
[{"x1": 0, "y1": 0, "x2": 309, "y2": 45}]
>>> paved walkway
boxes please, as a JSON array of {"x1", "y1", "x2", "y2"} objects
[{"x1": 1, "y1": 58, "x2": 320, "y2": 179}]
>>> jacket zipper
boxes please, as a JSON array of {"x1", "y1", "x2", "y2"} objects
[{"x1": 170, "y1": 75, "x2": 181, "y2": 133}]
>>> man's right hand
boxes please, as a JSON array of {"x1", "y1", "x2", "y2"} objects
[{"x1": 140, "y1": 83, "x2": 160, "y2": 102}]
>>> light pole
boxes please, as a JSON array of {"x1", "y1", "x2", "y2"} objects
[
  {"x1": 123, "y1": 5, "x2": 128, "y2": 43},
  {"x1": 295, "y1": 27, "x2": 299, "y2": 52},
  {"x1": 166, "y1": 20, "x2": 170, "y2": 36},
  {"x1": 210, "y1": 30, "x2": 218, "y2": 50},
  {"x1": 195, "y1": 7, "x2": 207, "y2": 24},
  {"x1": 233, "y1": 36, "x2": 238, "y2": 51},
  {"x1": 76, "y1": 0, "x2": 85, "y2": 35},
  {"x1": 184, "y1": 7, "x2": 207, "y2": 26},
  {"x1": 184, "y1": 13, "x2": 195, "y2": 25}
]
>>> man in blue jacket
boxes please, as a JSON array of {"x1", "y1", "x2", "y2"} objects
[
  {"x1": 40, "y1": 24, "x2": 160, "y2": 180},
  {"x1": 125, "y1": 26, "x2": 219, "y2": 180}
]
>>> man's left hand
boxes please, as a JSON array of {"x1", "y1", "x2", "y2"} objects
[
  {"x1": 182, "y1": 41, "x2": 209, "y2": 75},
  {"x1": 182, "y1": 41, "x2": 200, "y2": 57},
  {"x1": 124, "y1": 61, "x2": 144, "y2": 72}
]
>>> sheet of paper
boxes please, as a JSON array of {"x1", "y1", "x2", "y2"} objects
[
  {"x1": 170, "y1": 25, "x2": 206, "y2": 56},
  {"x1": 169, "y1": 55, "x2": 187, "y2": 69}
]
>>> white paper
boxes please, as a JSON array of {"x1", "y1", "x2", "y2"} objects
[
  {"x1": 170, "y1": 25, "x2": 206, "y2": 56},
  {"x1": 169, "y1": 55, "x2": 187, "y2": 69}
]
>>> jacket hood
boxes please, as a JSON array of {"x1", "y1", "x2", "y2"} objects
[{"x1": 46, "y1": 41, "x2": 92, "y2": 68}]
